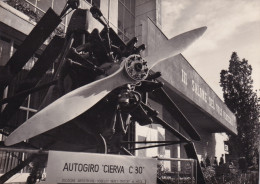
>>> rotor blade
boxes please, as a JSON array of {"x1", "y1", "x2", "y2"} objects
[
  {"x1": 152, "y1": 115, "x2": 191, "y2": 142},
  {"x1": 145, "y1": 26, "x2": 207, "y2": 69},
  {"x1": 152, "y1": 88, "x2": 201, "y2": 141},
  {"x1": 0, "y1": 9, "x2": 61, "y2": 93},
  {"x1": 0, "y1": 36, "x2": 64, "y2": 125},
  {"x1": 5, "y1": 66, "x2": 132, "y2": 146},
  {"x1": 184, "y1": 143, "x2": 206, "y2": 184}
]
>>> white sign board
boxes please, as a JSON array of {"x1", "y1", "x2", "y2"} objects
[{"x1": 45, "y1": 151, "x2": 157, "y2": 184}]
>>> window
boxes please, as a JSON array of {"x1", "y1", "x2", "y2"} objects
[
  {"x1": 0, "y1": 36, "x2": 11, "y2": 66},
  {"x1": 37, "y1": 0, "x2": 52, "y2": 12},
  {"x1": 156, "y1": 0, "x2": 162, "y2": 27},
  {"x1": 118, "y1": 0, "x2": 135, "y2": 42},
  {"x1": 53, "y1": 0, "x2": 67, "y2": 15}
]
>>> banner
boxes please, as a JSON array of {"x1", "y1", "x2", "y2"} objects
[{"x1": 45, "y1": 151, "x2": 157, "y2": 184}]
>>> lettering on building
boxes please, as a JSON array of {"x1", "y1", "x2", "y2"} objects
[
  {"x1": 191, "y1": 80, "x2": 207, "y2": 103},
  {"x1": 216, "y1": 104, "x2": 223, "y2": 116},
  {"x1": 181, "y1": 69, "x2": 188, "y2": 85},
  {"x1": 181, "y1": 68, "x2": 234, "y2": 126},
  {"x1": 208, "y1": 97, "x2": 215, "y2": 110}
]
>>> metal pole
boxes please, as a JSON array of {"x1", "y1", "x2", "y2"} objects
[
  {"x1": 194, "y1": 159, "x2": 197, "y2": 184},
  {"x1": 0, "y1": 147, "x2": 48, "y2": 154},
  {"x1": 191, "y1": 159, "x2": 194, "y2": 184},
  {"x1": 122, "y1": 140, "x2": 182, "y2": 144},
  {"x1": 129, "y1": 142, "x2": 181, "y2": 151},
  {"x1": 155, "y1": 156, "x2": 196, "y2": 162},
  {"x1": 0, "y1": 80, "x2": 57, "y2": 105},
  {"x1": 120, "y1": 146, "x2": 133, "y2": 156},
  {"x1": 177, "y1": 169, "x2": 179, "y2": 184}
]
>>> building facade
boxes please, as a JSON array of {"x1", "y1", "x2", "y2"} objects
[{"x1": 0, "y1": 0, "x2": 237, "y2": 180}]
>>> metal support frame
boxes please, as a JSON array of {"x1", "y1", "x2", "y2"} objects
[
  {"x1": 184, "y1": 142, "x2": 206, "y2": 184},
  {"x1": 122, "y1": 140, "x2": 182, "y2": 144},
  {"x1": 128, "y1": 142, "x2": 182, "y2": 151}
]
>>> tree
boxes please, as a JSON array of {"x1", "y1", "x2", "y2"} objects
[{"x1": 220, "y1": 52, "x2": 260, "y2": 166}]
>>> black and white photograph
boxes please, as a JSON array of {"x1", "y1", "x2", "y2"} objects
[{"x1": 0, "y1": 0, "x2": 259, "y2": 183}]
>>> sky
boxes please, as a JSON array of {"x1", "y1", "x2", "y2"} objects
[{"x1": 161, "y1": 0, "x2": 260, "y2": 99}]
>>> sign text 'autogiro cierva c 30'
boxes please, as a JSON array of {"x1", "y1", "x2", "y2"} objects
[{"x1": 45, "y1": 151, "x2": 157, "y2": 184}]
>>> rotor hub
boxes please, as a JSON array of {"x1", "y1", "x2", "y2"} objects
[{"x1": 124, "y1": 54, "x2": 149, "y2": 81}]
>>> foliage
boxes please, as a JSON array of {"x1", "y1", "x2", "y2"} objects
[
  {"x1": 202, "y1": 166, "x2": 217, "y2": 183},
  {"x1": 220, "y1": 52, "x2": 260, "y2": 166},
  {"x1": 157, "y1": 160, "x2": 258, "y2": 184},
  {"x1": 157, "y1": 162, "x2": 195, "y2": 184},
  {"x1": 202, "y1": 164, "x2": 258, "y2": 184}
]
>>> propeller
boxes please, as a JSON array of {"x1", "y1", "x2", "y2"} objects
[
  {"x1": 5, "y1": 26, "x2": 207, "y2": 146},
  {"x1": 146, "y1": 26, "x2": 207, "y2": 68}
]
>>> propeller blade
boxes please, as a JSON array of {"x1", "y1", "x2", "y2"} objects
[
  {"x1": 5, "y1": 66, "x2": 132, "y2": 146},
  {"x1": 5, "y1": 27, "x2": 207, "y2": 146},
  {"x1": 145, "y1": 26, "x2": 207, "y2": 69}
]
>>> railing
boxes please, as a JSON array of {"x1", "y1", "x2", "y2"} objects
[
  {"x1": 0, "y1": 147, "x2": 32, "y2": 174},
  {"x1": 4, "y1": 0, "x2": 66, "y2": 34},
  {"x1": 0, "y1": 147, "x2": 199, "y2": 183},
  {"x1": 3, "y1": 0, "x2": 132, "y2": 43},
  {"x1": 4, "y1": 0, "x2": 41, "y2": 22},
  {"x1": 156, "y1": 157, "x2": 197, "y2": 184}
]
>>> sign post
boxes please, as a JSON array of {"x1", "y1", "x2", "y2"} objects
[{"x1": 45, "y1": 151, "x2": 157, "y2": 184}]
